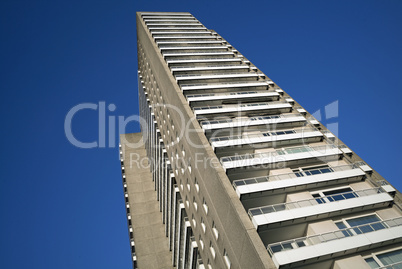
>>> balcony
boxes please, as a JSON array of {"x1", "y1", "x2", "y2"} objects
[
  {"x1": 187, "y1": 91, "x2": 279, "y2": 105},
  {"x1": 160, "y1": 46, "x2": 228, "y2": 51},
  {"x1": 221, "y1": 144, "x2": 342, "y2": 170},
  {"x1": 176, "y1": 73, "x2": 261, "y2": 84},
  {"x1": 152, "y1": 31, "x2": 212, "y2": 36},
  {"x1": 171, "y1": 65, "x2": 249, "y2": 74},
  {"x1": 149, "y1": 28, "x2": 207, "y2": 32},
  {"x1": 167, "y1": 58, "x2": 243, "y2": 67},
  {"x1": 153, "y1": 36, "x2": 217, "y2": 40},
  {"x1": 140, "y1": 12, "x2": 192, "y2": 15},
  {"x1": 193, "y1": 101, "x2": 291, "y2": 118},
  {"x1": 267, "y1": 217, "x2": 402, "y2": 268},
  {"x1": 163, "y1": 52, "x2": 235, "y2": 60},
  {"x1": 181, "y1": 81, "x2": 273, "y2": 91},
  {"x1": 158, "y1": 40, "x2": 225, "y2": 46},
  {"x1": 144, "y1": 19, "x2": 198, "y2": 22},
  {"x1": 200, "y1": 113, "x2": 306, "y2": 131},
  {"x1": 146, "y1": 23, "x2": 203, "y2": 26},
  {"x1": 233, "y1": 162, "x2": 367, "y2": 197},
  {"x1": 249, "y1": 187, "x2": 393, "y2": 229},
  {"x1": 210, "y1": 127, "x2": 322, "y2": 150},
  {"x1": 142, "y1": 16, "x2": 195, "y2": 19}
]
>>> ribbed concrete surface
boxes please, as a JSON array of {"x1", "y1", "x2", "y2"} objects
[{"x1": 121, "y1": 133, "x2": 174, "y2": 269}]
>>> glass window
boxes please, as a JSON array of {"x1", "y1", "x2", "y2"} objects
[
  {"x1": 377, "y1": 249, "x2": 402, "y2": 266},
  {"x1": 345, "y1": 214, "x2": 386, "y2": 235},
  {"x1": 364, "y1": 257, "x2": 380, "y2": 269},
  {"x1": 365, "y1": 249, "x2": 402, "y2": 269},
  {"x1": 312, "y1": 193, "x2": 325, "y2": 204},
  {"x1": 212, "y1": 221, "x2": 218, "y2": 240},
  {"x1": 223, "y1": 249, "x2": 231, "y2": 268},
  {"x1": 324, "y1": 187, "x2": 356, "y2": 202},
  {"x1": 335, "y1": 221, "x2": 353, "y2": 237}
]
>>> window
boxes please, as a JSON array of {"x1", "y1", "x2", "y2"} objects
[
  {"x1": 199, "y1": 235, "x2": 204, "y2": 249},
  {"x1": 209, "y1": 241, "x2": 216, "y2": 259},
  {"x1": 207, "y1": 259, "x2": 212, "y2": 269},
  {"x1": 187, "y1": 178, "x2": 191, "y2": 191},
  {"x1": 293, "y1": 165, "x2": 333, "y2": 177},
  {"x1": 223, "y1": 249, "x2": 231, "y2": 268},
  {"x1": 193, "y1": 197, "x2": 198, "y2": 211},
  {"x1": 194, "y1": 178, "x2": 199, "y2": 193},
  {"x1": 212, "y1": 221, "x2": 218, "y2": 240},
  {"x1": 192, "y1": 214, "x2": 196, "y2": 228},
  {"x1": 365, "y1": 257, "x2": 380, "y2": 269},
  {"x1": 185, "y1": 196, "x2": 189, "y2": 208},
  {"x1": 201, "y1": 217, "x2": 206, "y2": 233},
  {"x1": 335, "y1": 214, "x2": 386, "y2": 237},
  {"x1": 203, "y1": 198, "x2": 208, "y2": 214},
  {"x1": 365, "y1": 248, "x2": 402, "y2": 268},
  {"x1": 311, "y1": 187, "x2": 358, "y2": 204}
]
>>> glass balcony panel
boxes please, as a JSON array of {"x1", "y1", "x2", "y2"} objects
[
  {"x1": 234, "y1": 181, "x2": 245, "y2": 186},
  {"x1": 281, "y1": 242, "x2": 293, "y2": 251},
  {"x1": 295, "y1": 240, "x2": 306, "y2": 248},
  {"x1": 371, "y1": 222, "x2": 387, "y2": 231},
  {"x1": 256, "y1": 177, "x2": 268, "y2": 183},
  {"x1": 354, "y1": 225, "x2": 373, "y2": 234},
  {"x1": 270, "y1": 244, "x2": 284, "y2": 253},
  {"x1": 244, "y1": 178, "x2": 257, "y2": 184},
  {"x1": 273, "y1": 204, "x2": 286, "y2": 212},
  {"x1": 249, "y1": 209, "x2": 263, "y2": 216},
  {"x1": 321, "y1": 233, "x2": 338, "y2": 242},
  {"x1": 261, "y1": 207, "x2": 276, "y2": 214}
]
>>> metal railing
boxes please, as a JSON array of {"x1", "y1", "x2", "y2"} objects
[
  {"x1": 194, "y1": 101, "x2": 288, "y2": 111},
  {"x1": 376, "y1": 261, "x2": 402, "y2": 269},
  {"x1": 267, "y1": 216, "x2": 402, "y2": 256},
  {"x1": 171, "y1": 64, "x2": 248, "y2": 70},
  {"x1": 233, "y1": 162, "x2": 364, "y2": 188},
  {"x1": 210, "y1": 127, "x2": 317, "y2": 143},
  {"x1": 181, "y1": 80, "x2": 270, "y2": 88},
  {"x1": 221, "y1": 144, "x2": 338, "y2": 163},
  {"x1": 248, "y1": 187, "x2": 384, "y2": 217},
  {"x1": 160, "y1": 45, "x2": 226, "y2": 49},
  {"x1": 187, "y1": 91, "x2": 259, "y2": 98},
  {"x1": 166, "y1": 57, "x2": 242, "y2": 63},
  {"x1": 176, "y1": 72, "x2": 255, "y2": 78},
  {"x1": 163, "y1": 51, "x2": 233, "y2": 55}
]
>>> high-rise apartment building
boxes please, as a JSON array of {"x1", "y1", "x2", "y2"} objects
[{"x1": 119, "y1": 11, "x2": 402, "y2": 269}]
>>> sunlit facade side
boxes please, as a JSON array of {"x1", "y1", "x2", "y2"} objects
[{"x1": 120, "y1": 11, "x2": 402, "y2": 269}]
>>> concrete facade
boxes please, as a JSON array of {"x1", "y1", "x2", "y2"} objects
[{"x1": 120, "y1": 11, "x2": 402, "y2": 269}]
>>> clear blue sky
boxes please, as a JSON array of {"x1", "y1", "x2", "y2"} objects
[{"x1": 0, "y1": 0, "x2": 401, "y2": 268}]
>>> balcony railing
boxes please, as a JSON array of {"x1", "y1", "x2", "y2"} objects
[
  {"x1": 210, "y1": 127, "x2": 318, "y2": 143},
  {"x1": 161, "y1": 46, "x2": 227, "y2": 50},
  {"x1": 267, "y1": 216, "x2": 402, "y2": 256},
  {"x1": 154, "y1": 36, "x2": 217, "y2": 39},
  {"x1": 248, "y1": 187, "x2": 384, "y2": 218},
  {"x1": 194, "y1": 101, "x2": 288, "y2": 112},
  {"x1": 200, "y1": 113, "x2": 304, "y2": 128},
  {"x1": 167, "y1": 57, "x2": 242, "y2": 63},
  {"x1": 189, "y1": 91, "x2": 262, "y2": 99},
  {"x1": 233, "y1": 162, "x2": 362, "y2": 187},
  {"x1": 171, "y1": 64, "x2": 248, "y2": 70},
  {"x1": 221, "y1": 144, "x2": 338, "y2": 164},
  {"x1": 376, "y1": 261, "x2": 402, "y2": 269},
  {"x1": 181, "y1": 81, "x2": 272, "y2": 90},
  {"x1": 176, "y1": 72, "x2": 256, "y2": 78}
]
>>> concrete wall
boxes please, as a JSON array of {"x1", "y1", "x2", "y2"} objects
[{"x1": 136, "y1": 12, "x2": 275, "y2": 269}]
